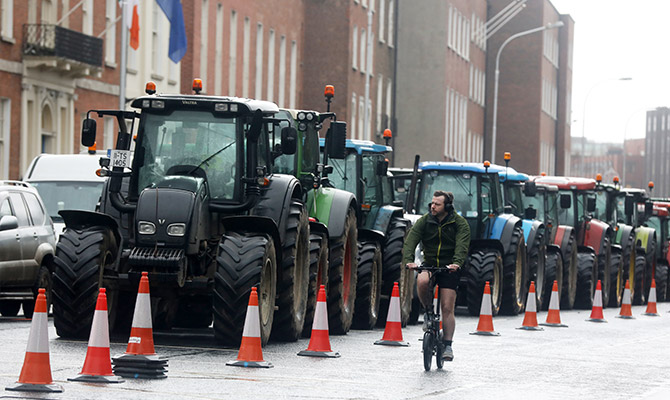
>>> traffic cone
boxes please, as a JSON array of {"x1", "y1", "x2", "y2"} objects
[
  {"x1": 470, "y1": 281, "x2": 500, "y2": 336},
  {"x1": 586, "y1": 280, "x2": 607, "y2": 323},
  {"x1": 298, "y1": 285, "x2": 340, "y2": 357},
  {"x1": 643, "y1": 279, "x2": 660, "y2": 316},
  {"x1": 517, "y1": 282, "x2": 543, "y2": 331},
  {"x1": 540, "y1": 280, "x2": 568, "y2": 327},
  {"x1": 374, "y1": 282, "x2": 409, "y2": 346},
  {"x1": 69, "y1": 288, "x2": 123, "y2": 383},
  {"x1": 616, "y1": 280, "x2": 634, "y2": 319},
  {"x1": 5, "y1": 288, "x2": 63, "y2": 393},
  {"x1": 227, "y1": 287, "x2": 273, "y2": 368},
  {"x1": 112, "y1": 272, "x2": 168, "y2": 378}
]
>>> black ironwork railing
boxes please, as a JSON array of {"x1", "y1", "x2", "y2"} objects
[{"x1": 23, "y1": 24, "x2": 103, "y2": 67}]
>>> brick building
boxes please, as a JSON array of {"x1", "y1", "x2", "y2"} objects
[{"x1": 646, "y1": 107, "x2": 670, "y2": 197}]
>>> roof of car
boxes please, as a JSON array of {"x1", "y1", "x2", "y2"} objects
[
  {"x1": 23, "y1": 153, "x2": 107, "y2": 182},
  {"x1": 0, "y1": 180, "x2": 40, "y2": 195}
]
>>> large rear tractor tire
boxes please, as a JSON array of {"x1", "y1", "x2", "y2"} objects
[
  {"x1": 327, "y1": 207, "x2": 358, "y2": 335},
  {"x1": 541, "y1": 249, "x2": 563, "y2": 311},
  {"x1": 527, "y1": 232, "x2": 546, "y2": 310},
  {"x1": 213, "y1": 233, "x2": 277, "y2": 346},
  {"x1": 271, "y1": 201, "x2": 310, "y2": 342},
  {"x1": 607, "y1": 247, "x2": 624, "y2": 308},
  {"x1": 378, "y1": 217, "x2": 411, "y2": 327},
  {"x1": 574, "y1": 251, "x2": 597, "y2": 310},
  {"x1": 52, "y1": 227, "x2": 118, "y2": 339},
  {"x1": 465, "y1": 249, "x2": 503, "y2": 316},
  {"x1": 0, "y1": 301, "x2": 21, "y2": 317},
  {"x1": 655, "y1": 261, "x2": 669, "y2": 302},
  {"x1": 561, "y1": 233, "x2": 578, "y2": 310},
  {"x1": 500, "y1": 226, "x2": 527, "y2": 315},
  {"x1": 631, "y1": 254, "x2": 647, "y2": 305},
  {"x1": 302, "y1": 233, "x2": 329, "y2": 338},
  {"x1": 352, "y1": 241, "x2": 383, "y2": 329}
]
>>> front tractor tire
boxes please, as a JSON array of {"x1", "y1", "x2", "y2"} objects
[
  {"x1": 377, "y1": 217, "x2": 412, "y2": 327},
  {"x1": 302, "y1": 233, "x2": 329, "y2": 338},
  {"x1": 500, "y1": 227, "x2": 528, "y2": 315},
  {"x1": 574, "y1": 251, "x2": 597, "y2": 310},
  {"x1": 352, "y1": 241, "x2": 383, "y2": 330},
  {"x1": 607, "y1": 247, "x2": 624, "y2": 308},
  {"x1": 465, "y1": 249, "x2": 503, "y2": 316},
  {"x1": 271, "y1": 201, "x2": 310, "y2": 342},
  {"x1": 526, "y1": 232, "x2": 546, "y2": 310},
  {"x1": 327, "y1": 207, "x2": 358, "y2": 335},
  {"x1": 52, "y1": 227, "x2": 118, "y2": 339},
  {"x1": 213, "y1": 233, "x2": 277, "y2": 347},
  {"x1": 655, "y1": 261, "x2": 669, "y2": 302},
  {"x1": 561, "y1": 233, "x2": 578, "y2": 310},
  {"x1": 631, "y1": 253, "x2": 646, "y2": 305},
  {"x1": 541, "y1": 249, "x2": 563, "y2": 311}
]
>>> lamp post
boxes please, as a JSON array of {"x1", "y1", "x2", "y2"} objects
[
  {"x1": 580, "y1": 77, "x2": 632, "y2": 176},
  {"x1": 491, "y1": 21, "x2": 564, "y2": 164}
]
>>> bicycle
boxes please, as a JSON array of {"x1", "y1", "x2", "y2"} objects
[{"x1": 415, "y1": 264, "x2": 452, "y2": 371}]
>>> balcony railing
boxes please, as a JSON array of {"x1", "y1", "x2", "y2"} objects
[{"x1": 23, "y1": 24, "x2": 103, "y2": 67}]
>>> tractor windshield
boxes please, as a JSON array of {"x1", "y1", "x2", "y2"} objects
[
  {"x1": 546, "y1": 191, "x2": 559, "y2": 227},
  {"x1": 595, "y1": 190, "x2": 609, "y2": 223},
  {"x1": 328, "y1": 152, "x2": 357, "y2": 193},
  {"x1": 505, "y1": 182, "x2": 524, "y2": 217},
  {"x1": 134, "y1": 110, "x2": 240, "y2": 200},
  {"x1": 417, "y1": 171, "x2": 477, "y2": 216},
  {"x1": 558, "y1": 190, "x2": 575, "y2": 227},
  {"x1": 523, "y1": 191, "x2": 545, "y2": 221}
]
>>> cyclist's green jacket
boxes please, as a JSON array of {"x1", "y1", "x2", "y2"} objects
[{"x1": 402, "y1": 211, "x2": 471, "y2": 268}]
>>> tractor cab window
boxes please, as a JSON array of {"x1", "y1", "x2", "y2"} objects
[
  {"x1": 134, "y1": 110, "x2": 239, "y2": 200},
  {"x1": 576, "y1": 193, "x2": 586, "y2": 221},
  {"x1": 523, "y1": 191, "x2": 545, "y2": 221},
  {"x1": 361, "y1": 154, "x2": 380, "y2": 206},
  {"x1": 595, "y1": 190, "x2": 609, "y2": 223},
  {"x1": 546, "y1": 191, "x2": 559, "y2": 227},
  {"x1": 301, "y1": 125, "x2": 320, "y2": 176},
  {"x1": 558, "y1": 190, "x2": 575, "y2": 227},
  {"x1": 328, "y1": 152, "x2": 357, "y2": 193},
  {"x1": 505, "y1": 183, "x2": 524, "y2": 217},
  {"x1": 417, "y1": 171, "x2": 477, "y2": 217},
  {"x1": 272, "y1": 115, "x2": 295, "y2": 175},
  {"x1": 382, "y1": 174, "x2": 394, "y2": 206},
  {"x1": 615, "y1": 195, "x2": 626, "y2": 223}
]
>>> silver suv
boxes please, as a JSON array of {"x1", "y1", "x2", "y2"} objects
[{"x1": 0, "y1": 181, "x2": 56, "y2": 318}]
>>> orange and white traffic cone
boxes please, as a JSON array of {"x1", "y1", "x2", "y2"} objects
[
  {"x1": 643, "y1": 279, "x2": 660, "y2": 316},
  {"x1": 540, "y1": 280, "x2": 568, "y2": 327},
  {"x1": 5, "y1": 288, "x2": 63, "y2": 393},
  {"x1": 586, "y1": 280, "x2": 607, "y2": 323},
  {"x1": 112, "y1": 272, "x2": 168, "y2": 378},
  {"x1": 518, "y1": 282, "x2": 543, "y2": 331},
  {"x1": 616, "y1": 280, "x2": 635, "y2": 319},
  {"x1": 69, "y1": 288, "x2": 123, "y2": 383},
  {"x1": 227, "y1": 287, "x2": 273, "y2": 368},
  {"x1": 374, "y1": 282, "x2": 409, "y2": 346},
  {"x1": 470, "y1": 281, "x2": 500, "y2": 336},
  {"x1": 298, "y1": 285, "x2": 340, "y2": 357}
]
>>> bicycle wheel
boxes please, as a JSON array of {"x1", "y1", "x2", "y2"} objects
[
  {"x1": 435, "y1": 337, "x2": 444, "y2": 369},
  {"x1": 422, "y1": 332, "x2": 433, "y2": 371}
]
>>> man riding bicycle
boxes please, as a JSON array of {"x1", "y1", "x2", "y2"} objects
[{"x1": 403, "y1": 190, "x2": 471, "y2": 361}]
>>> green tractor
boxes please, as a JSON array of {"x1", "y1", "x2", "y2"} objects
[
  {"x1": 648, "y1": 199, "x2": 670, "y2": 301},
  {"x1": 52, "y1": 81, "x2": 311, "y2": 346}
]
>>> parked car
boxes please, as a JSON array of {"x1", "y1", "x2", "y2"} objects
[
  {"x1": 0, "y1": 180, "x2": 57, "y2": 317},
  {"x1": 23, "y1": 152, "x2": 107, "y2": 239}
]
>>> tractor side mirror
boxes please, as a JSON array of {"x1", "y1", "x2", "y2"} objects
[
  {"x1": 560, "y1": 193, "x2": 571, "y2": 209},
  {"x1": 503, "y1": 205, "x2": 513, "y2": 214},
  {"x1": 280, "y1": 127, "x2": 297, "y2": 155},
  {"x1": 645, "y1": 201, "x2": 653, "y2": 218},
  {"x1": 524, "y1": 206, "x2": 537, "y2": 220},
  {"x1": 586, "y1": 196, "x2": 596, "y2": 213},
  {"x1": 326, "y1": 121, "x2": 347, "y2": 159},
  {"x1": 376, "y1": 160, "x2": 389, "y2": 176},
  {"x1": 523, "y1": 181, "x2": 537, "y2": 197},
  {"x1": 322, "y1": 165, "x2": 334, "y2": 175},
  {"x1": 624, "y1": 195, "x2": 634, "y2": 216},
  {"x1": 81, "y1": 118, "x2": 97, "y2": 147}
]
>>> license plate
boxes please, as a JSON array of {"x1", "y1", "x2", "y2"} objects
[{"x1": 109, "y1": 149, "x2": 131, "y2": 168}]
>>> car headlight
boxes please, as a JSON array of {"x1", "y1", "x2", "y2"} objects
[
  {"x1": 138, "y1": 221, "x2": 156, "y2": 235},
  {"x1": 167, "y1": 223, "x2": 186, "y2": 236}
]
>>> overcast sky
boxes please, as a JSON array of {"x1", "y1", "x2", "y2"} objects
[{"x1": 549, "y1": 0, "x2": 670, "y2": 143}]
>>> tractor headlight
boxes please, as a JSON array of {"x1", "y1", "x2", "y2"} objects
[
  {"x1": 167, "y1": 223, "x2": 186, "y2": 236},
  {"x1": 306, "y1": 112, "x2": 315, "y2": 121},
  {"x1": 138, "y1": 221, "x2": 156, "y2": 235},
  {"x1": 151, "y1": 100, "x2": 165, "y2": 109},
  {"x1": 297, "y1": 111, "x2": 306, "y2": 120}
]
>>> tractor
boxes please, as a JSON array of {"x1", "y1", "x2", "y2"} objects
[
  {"x1": 648, "y1": 199, "x2": 670, "y2": 301},
  {"x1": 51, "y1": 80, "x2": 311, "y2": 346}
]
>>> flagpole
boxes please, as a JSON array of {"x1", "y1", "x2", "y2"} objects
[{"x1": 119, "y1": 0, "x2": 127, "y2": 110}]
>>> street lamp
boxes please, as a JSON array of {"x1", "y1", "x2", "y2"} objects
[
  {"x1": 491, "y1": 21, "x2": 564, "y2": 164},
  {"x1": 580, "y1": 77, "x2": 632, "y2": 176}
]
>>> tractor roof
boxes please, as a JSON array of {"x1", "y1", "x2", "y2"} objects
[
  {"x1": 318, "y1": 138, "x2": 392, "y2": 155},
  {"x1": 486, "y1": 164, "x2": 529, "y2": 182},
  {"x1": 419, "y1": 161, "x2": 496, "y2": 174},
  {"x1": 533, "y1": 176, "x2": 596, "y2": 190},
  {"x1": 652, "y1": 201, "x2": 670, "y2": 217},
  {"x1": 534, "y1": 182, "x2": 559, "y2": 193},
  {"x1": 131, "y1": 94, "x2": 280, "y2": 115}
]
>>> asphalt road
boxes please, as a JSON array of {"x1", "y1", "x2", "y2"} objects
[{"x1": 1, "y1": 303, "x2": 669, "y2": 399}]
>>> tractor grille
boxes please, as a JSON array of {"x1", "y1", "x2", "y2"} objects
[{"x1": 128, "y1": 247, "x2": 184, "y2": 270}]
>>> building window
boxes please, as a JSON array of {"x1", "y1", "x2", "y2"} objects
[
  {"x1": 447, "y1": 5, "x2": 470, "y2": 61},
  {"x1": 151, "y1": 2, "x2": 163, "y2": 78},
  {"x1": 385, "y1": 79, "x2": 392, "y2": 132},
  {"x1": 388, "y1": 0, "x2": 394, "y2": 47},
  {"x1": 543, "y1": 29, "x2": 559, "y2": 67},
  {"x1": 358, "y1": 95, "x2": 365, "y2": 140},
  {"x1": 289, "y1": 40, "x2": 297, "y2": 109},
  {"x1": 200, "y1": 0, "x2": 209, "y2": 91},
  {"x1": 104, "y1": 0, "x2": 116, "y2": 65},
  {"x1": 267, "y1": 29, "x2": 275, "y2": 102},
  {"x1": 1, "y1": 0, "x2": 14, "y2": 40},
  {"x1": 254, "y1": 23, "x2": 263, "y2": 99},
  {"x1": 378, "y1": 0, "x2": 385, "y2": 43},
  {"x1": 242, "y1": 17, "x2": 250, "y2": 98},
  {"x1": 278, "y1": 35, "x2": 286, "y2": 107},
  {"x1": 214, "y1": 4, "x2": 224, "y2": 95},
  {"x1": 360, "y1": 28, "x2": 366, "y2": 73},
  {"x1": 351, "y1": 93, "x2": 357, "y2": 139},
  {"x1": 352, "y1": 26, "x2": 358, "y2": 70},
  {"x1": 41, "y1": 104, "x2": 55, "y2": 154},
  {"x1": 0, "y1": 98, "x2": 8, "y2": 179},
  {"x1": 81, "y1": 0, "x2": 92, "y2": 35},
  {"x1": 376, "y1": 74, "x2": 383, "y2": 134},
  {"x1": 228, "y1": 10, "x2": 238, "y2": 97}
]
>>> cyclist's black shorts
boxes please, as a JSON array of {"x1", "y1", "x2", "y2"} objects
[{"x1": 435, "y1": 269, "x2": 460, "y2": 290}]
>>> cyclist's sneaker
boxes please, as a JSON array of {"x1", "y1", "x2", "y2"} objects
[{"x1": 442, "y1": 345, "x2": 454, "y2": 361}]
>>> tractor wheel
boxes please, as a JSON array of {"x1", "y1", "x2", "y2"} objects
[
  {"x1": 655, "y1": 261, "x2": 669, "y2": 302},
  {"x1": 271, "y1": 200, "x2": 310, "y2": 342},
  {"x1": 465, "y1": 249, "x2": 503, "y2": 316},
  {"x1": 631, "y1": 253, "x2": 647, "y2": 305},
  {"x1": 378, "y1": 217, "x2": 411, "y2": 327},
  {"x1": 541, "y1": 249, "x2": 563, "y2": 311},
  {"x1": 596, "y1": 237, "x2": 612, "y2": 308},
  {"x1": 213, "y1": 233, "x2": 277, "y2": 346},
  {"x1": 23, "y1": 265, "x2": 53, "y2": 319},
  {"x1": 607, "y1": 247, "x2": 624, "y2": 308},
  {"x1": 302, "y1": 233, "x2": 329, "y2": 338},
  {"x1": 352, "y1": 241, "x2": 383, "y2": 330},
  {"x1": 500, "y1": 226, "x2": 527, "y2": 315},
  {"x1": 526, "y1": 231, "x2": 546, "y2": 310},
  {"x1": 574, "y1": 252, "x2": 597, "y2": 309},
  {"x1": 52, "y1": 227, "x2": 118, "y2": 339},
  {"x1": 0, "y1": 301, "x2": 21, "y2": 317},
  {"x1": 561, "y1": 233, "x2": 578, "y2": 310},
  {"x1": 327, "y1": 207, "x2": 358, "y2": 335},
  {"x1": 643, "y1": 238, "x2": 657, "y2": 302}
]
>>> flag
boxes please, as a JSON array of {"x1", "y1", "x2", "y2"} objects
[
  {"x1": 120, "y1": 0, "x2": 140, "y2": 50},
  {"x1": 156, "y1": 0, "x2": 188, "y2": 63}
]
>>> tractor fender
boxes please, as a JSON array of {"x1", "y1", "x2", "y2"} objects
[
  {"x1": 59, "y1": 209, "x2": 122, "y2": 248},
  {"x1": 221, "y1": 215, "x2": 282, "y2": 263},
  {"x1": 583, "y1": 219, "x2": 611, "y2": 256},
  {"x1": 488, "y1": 214, "x2": 522, "y2": 255},
  {"x1": 615, "y1": 223, "x2": 635, "y2": 253},
  {"x1": 554, "y1": 225, "x2": 576, "y2": 261},
  {"x1": 577, "y1": 245, "x2": 596, "y2": 256},
  {"x1": 470, "y1": 238, "x2": 505, "y2": 257},
  {"x1": 546, "y1": 243, "x2": 562, "y2": 255},
  {"x1": 254, "y1": 174, "x2": 303, "y2": 243},
  {"x1": 309, "y1": 220, "x2": 329, "y2": 242},
  {"x1": 324, "y1": 189, "x2": 357, "y2": 239},
  {"x1": 371, "y1": 205, "x2": 405, "y2": 235},
  {"x1": 522, "y1": 219, "x2": 545, "y2": 251},
  {"x1": 634, "y1": 226, "x2": 656, "y2": 255},
  {"x1": 358, "y1": 228, "x2": 385, "y2": 245}
]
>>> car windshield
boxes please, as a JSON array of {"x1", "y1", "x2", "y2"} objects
[
  {"x1": 135, "y1": 110, "x2": 239, "y2": 200},
  {"x1": 417, "y1": 171, "x2": 478, "y2": 216},
  {"x1": 30, "y1": 181, "x2": 104, "y2": 222}
]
